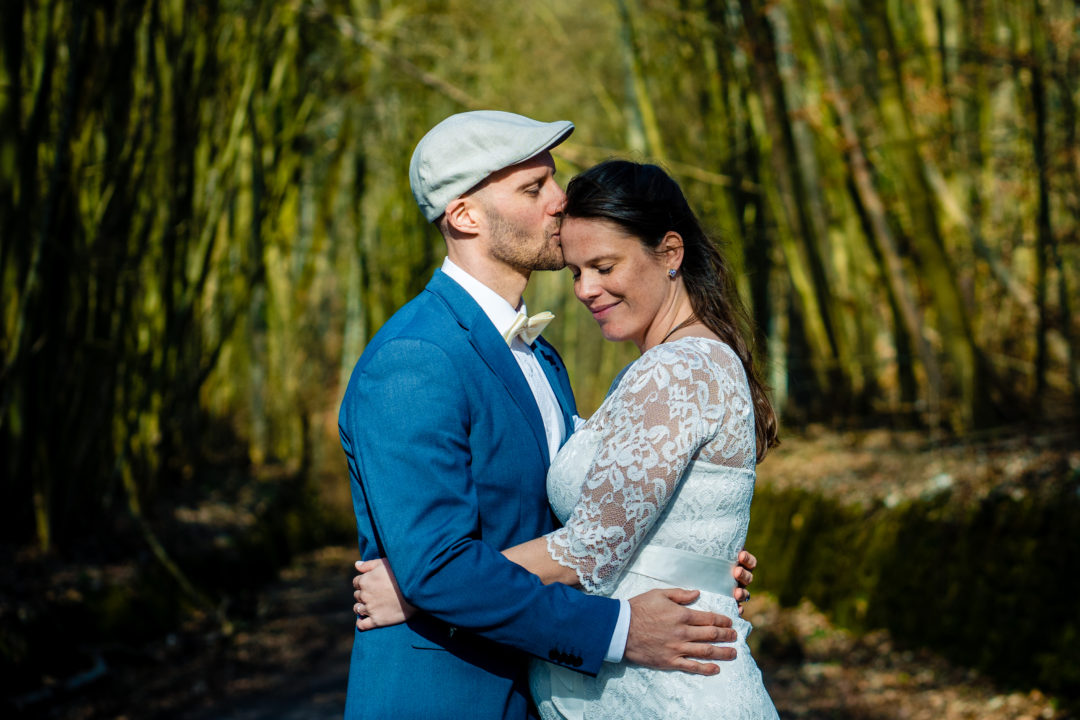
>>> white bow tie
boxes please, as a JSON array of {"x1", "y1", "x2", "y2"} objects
[{"x1": 503, "y1": 311, "x2": 554, "y2": 346}]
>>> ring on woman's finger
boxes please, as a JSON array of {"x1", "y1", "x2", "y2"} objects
[{"x1": 743, "y1": 590, "x2": 750, "y2": 602}]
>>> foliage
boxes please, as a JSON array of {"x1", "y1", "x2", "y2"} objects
[{"x1": 1, "y1": 0, "x2": 1077, "y2": 564}]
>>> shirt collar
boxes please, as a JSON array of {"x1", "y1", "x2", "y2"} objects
[{"x1": 441, "y1": 257, "x2": 527, "y2": 338}]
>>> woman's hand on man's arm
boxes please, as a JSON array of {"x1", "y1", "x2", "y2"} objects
[
  {"x1": 352, "y1": 538, "x2": 582, "y2": 633},
  {"x1": 353, "y1": 558, "x2": 416, "y2": 631}
]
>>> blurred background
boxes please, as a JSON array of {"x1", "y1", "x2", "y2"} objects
[{"x1": 1, "y1": 0, "x2": 1077, "y2": 717}]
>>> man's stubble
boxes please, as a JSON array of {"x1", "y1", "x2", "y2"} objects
[{"x1": 485, "y1": 205, "x2": 566, "y2": 273}]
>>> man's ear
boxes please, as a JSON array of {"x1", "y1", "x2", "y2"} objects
[
  {"x1": 443, "y1": 197, "x2": 482, "y2": 236},
  {"x1": 659, "y1": 231, "x2": 685, "y2": 270}
]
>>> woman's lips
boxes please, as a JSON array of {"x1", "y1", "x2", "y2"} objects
[{"x1": 589, "y1": 301, "x2": 620, "y2": 319}]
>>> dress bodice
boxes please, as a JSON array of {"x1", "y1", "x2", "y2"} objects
[
  {"x1": 544, "y1": 337, "x2": 757, "y2": 595},
  {"x1": 530, "y1": 337, "x2": 778, "y2": 720}
]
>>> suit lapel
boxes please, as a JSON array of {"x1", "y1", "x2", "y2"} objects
[
  {"x1": 533, "y1": 339, "x2": 576, "y2": 447},
  {"x1": 426, "y1": 271, "x2": 551, "y2": 466}
]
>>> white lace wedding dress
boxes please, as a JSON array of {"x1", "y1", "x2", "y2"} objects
[{"x1": 529, "y1": 337, "x2": 778, "y2": 720}]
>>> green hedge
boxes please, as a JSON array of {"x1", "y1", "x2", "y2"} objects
[{"x1": 747, "y1": 480, "x2": 1080, "y2": 703}]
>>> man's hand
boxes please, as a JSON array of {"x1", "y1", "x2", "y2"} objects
[
  {"x1": 624, "y1": 588, "x2": 737, "y2": 675},
  {"x1": 732, "y1": 549, "x2": 756, "y2": 612}
]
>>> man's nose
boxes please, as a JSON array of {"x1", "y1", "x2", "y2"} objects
[{"x1": 548, "y1": 188, "x2": 567, "y2": 215}]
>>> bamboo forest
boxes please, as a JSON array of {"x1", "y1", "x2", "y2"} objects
[{"x1": 2, "y1": 0, "x2": 1078, "y2": 717}]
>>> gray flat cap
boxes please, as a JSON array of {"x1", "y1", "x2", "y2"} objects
[{"x1": 409, "y1": 110, "x2": 574, "y2": 222}]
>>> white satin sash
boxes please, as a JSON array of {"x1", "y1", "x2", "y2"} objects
[
  {"x1": 547, "y1": 546, "x2": 737, "y2": 719},
  {"x1": 623, "y1": 545, "x2": 737, "y2": 597}
]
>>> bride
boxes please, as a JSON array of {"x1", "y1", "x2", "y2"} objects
[{"x1": 355, "y1": 160, "x2": 779, "y2": 719}]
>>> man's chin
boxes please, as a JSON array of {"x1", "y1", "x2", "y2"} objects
[{"x1": 530, "y1": 251, "x2": 566, "y2": 272}]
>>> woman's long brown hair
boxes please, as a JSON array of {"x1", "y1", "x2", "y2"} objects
[{"x1": 565, "y1": 160, "x2": 779, "y2": 461}]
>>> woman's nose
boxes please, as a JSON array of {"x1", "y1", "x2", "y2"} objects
[{"x1": 575, "y1": 273, "x2": 600, "y2": 300}]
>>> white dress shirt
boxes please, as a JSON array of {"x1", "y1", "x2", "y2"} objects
[
  {"x1": 440, "y1": 258, "x2": 565, "y2": 459},
  {"x1": 440, "y1": 258, "x2": 630, "y2": 663}
]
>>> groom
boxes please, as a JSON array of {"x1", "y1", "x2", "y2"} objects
[{"x1": 339, "y1": 111, "x2": 750, "y2": 719}]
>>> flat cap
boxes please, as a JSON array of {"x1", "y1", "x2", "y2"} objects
[{"x1": 409, "y1": 110, "x2": 574, "y2": 222}]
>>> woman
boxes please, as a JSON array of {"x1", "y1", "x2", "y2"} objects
[{"x1": 357, "y1": 160, "x2": 779, "y2": 718}]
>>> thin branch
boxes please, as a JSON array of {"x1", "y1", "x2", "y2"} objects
[{"x1": 324, "y1": 11, "x2": 482, "y2": 110}]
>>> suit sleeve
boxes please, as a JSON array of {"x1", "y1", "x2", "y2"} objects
[{"x1": 340, "y1": 337, "x2": 619, "y2": 674}]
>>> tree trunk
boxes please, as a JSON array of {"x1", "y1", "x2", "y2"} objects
[
  {"x1": 810, "y1": 0, "x2": 945, "y2": 424},
  {"x1": 859, "y1": 0, "x2": 988, "y2": 428},
  {"x1": 615, "y1": 0, "x2": 666, "y2": 159},
  {"x1": 1028, "y1": 2, "x2": 1052, "y2": 406},
  {"x1": 736, "y1": 0, "x2": 846, "y2": 414}
]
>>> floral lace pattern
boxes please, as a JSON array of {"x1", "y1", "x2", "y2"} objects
[
  {"x1": 546, "y1": 337, "x2": 755, "y2": 594},
  {"x1": 531, "y1": 337, "x2": 778, "y2": 719}
]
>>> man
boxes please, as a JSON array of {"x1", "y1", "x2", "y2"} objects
[{"x1": 339, "y1": 111, "x2": 753, "y2": 719}]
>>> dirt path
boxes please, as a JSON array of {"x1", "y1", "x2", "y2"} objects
[
  {"x1": 40, "y1": 544, "x2": 1066, "y2": 720},
  {"x1": 173, "y1": 547, "x2": 355, "y2": 720},
  {"x1": 25, "y1": 548, "x2": 354, "y2": 720},
  {"x1": 747, "y1": 596, "x2": 1067, "y2": 720},
  {"x1": 17, "y1": 428, "x2": 1076, "y2": 719}
]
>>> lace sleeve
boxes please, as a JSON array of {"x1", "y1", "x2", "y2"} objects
[{"x1": 545, "y1": 341, "x2": 750, "y2": 594}]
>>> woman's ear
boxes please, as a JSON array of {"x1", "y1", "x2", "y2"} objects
[{"x1": 659, "y1": 231, "x2": 685, "y2": 271}]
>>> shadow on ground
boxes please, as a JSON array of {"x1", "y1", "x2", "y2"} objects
[{"x1": 16, "y1": 544, "x2": 1071, "y2": 720}]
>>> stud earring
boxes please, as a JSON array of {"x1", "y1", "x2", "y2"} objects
[{"x1": 668, "y1": 269, "x2": 677, "y2": 279}]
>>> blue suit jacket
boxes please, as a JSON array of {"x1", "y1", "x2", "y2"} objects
[{"x1": 339, "y1": 270, "x2": 620, "y2": 719}]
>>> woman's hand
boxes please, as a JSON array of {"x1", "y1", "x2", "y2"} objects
[
  {"x1": 352, "y1": 558, "x2": 416, "y2": 631},
  {"x1": 731, "y1": 549, "x2": 757, "y2": 615}
]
